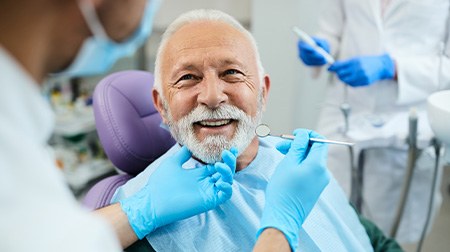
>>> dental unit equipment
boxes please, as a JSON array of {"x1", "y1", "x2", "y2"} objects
[
  {"x1": 413, "y1": 89, "x2": 450, "y2": 251},
  {"x1": 390, "y1": 108, "x2": 419, "y2": 238}
]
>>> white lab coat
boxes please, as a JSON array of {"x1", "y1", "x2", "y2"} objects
[
  {"x1": 0, "y1": 47, "x2": 121, "y2": 251},
  {"x1": 314, "y1": 0, "x2": 450, "y2": 243}
]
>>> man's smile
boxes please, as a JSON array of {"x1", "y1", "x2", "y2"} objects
[
  {"x1": 195, "y1": 119, "x2": 235, "y2": 127},
  {"x1": 193, "y1": 119, "x2": 238, "y2": 138}
]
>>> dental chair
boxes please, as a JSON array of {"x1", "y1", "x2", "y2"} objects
[{"x1": 82, "y1": 70, "x2": 175, "y2": 210}]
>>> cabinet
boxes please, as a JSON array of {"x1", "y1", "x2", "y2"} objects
[{"x1": 46, "y1": 78, "x2": 114, "y2": 195}]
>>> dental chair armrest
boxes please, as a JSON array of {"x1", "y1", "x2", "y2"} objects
[{"x1": 82, "y1": 174, "x2": 133, "y2": 210}]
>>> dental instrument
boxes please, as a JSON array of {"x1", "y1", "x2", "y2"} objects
[
  {"x1": 417, "y1": 138, "x2": 441, "y2": 252},
  {"x1": 292, "y1": 26, "x2": 351, "y2": 134},
  {"x1": 255, "y1": 124, "x2": 354, "y2": 147},
  {"x1": 292, "y1": 26, "x2": 335, "y2": 64},
  {"x1": 256, "y1": 124, "x2": 363, "y2": 210}
]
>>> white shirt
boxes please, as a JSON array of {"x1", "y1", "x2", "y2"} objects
[
  {"x1": 0, "y1": 47, "x2": 121, "y2": 251},
  {"x1": 380, "y1": 0, "x2": 392, "y2": 16}
]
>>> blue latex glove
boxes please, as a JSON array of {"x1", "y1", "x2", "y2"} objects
[
  {"x1": 257, "y1": 129, "x2": 330, "y2": 251},
  {"x1": 297, "y1": 37, "x2": 330, "y2": 66},
  {"x1": 120, "y1": 146, "x2": 237, "y2": 239},
  {"x1": 328, "y1": 53, "x2": 395, "y2": 87}
]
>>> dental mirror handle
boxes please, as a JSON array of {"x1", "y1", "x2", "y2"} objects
[{"x1": 279, "y1": 134, "x2": 354, "y2": 147}]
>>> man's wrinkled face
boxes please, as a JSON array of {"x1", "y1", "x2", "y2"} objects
[{"x1": 154, "y1": 21, "x2": 269, "y2": 163}]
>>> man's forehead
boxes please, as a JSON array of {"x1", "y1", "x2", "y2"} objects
[
  {"x1": 165, "y1": 21, "x2": 251, "y2": 55},
  {"x1": 169, "y1": 56, "x2": 246, "y2": 73},
  {"x1": 161, "y1": 21, "x2": 256, "y2": 71}
]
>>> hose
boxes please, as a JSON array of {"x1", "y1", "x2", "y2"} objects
[{"x1": 416, "y1": 138, "x2": 441, "y2": 252}]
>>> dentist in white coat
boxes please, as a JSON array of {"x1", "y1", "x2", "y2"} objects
[{"x1": 297, "y1": 0, "x2": 450, "y2": 243}]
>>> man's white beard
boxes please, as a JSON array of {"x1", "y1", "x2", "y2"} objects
[{"x1": 163, "y1": 100, "x2": 262, "y2": 164}]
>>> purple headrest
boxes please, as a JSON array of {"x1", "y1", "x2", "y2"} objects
[{"x1": 93, "y1": 70, "x2": 175, "y2": 175}]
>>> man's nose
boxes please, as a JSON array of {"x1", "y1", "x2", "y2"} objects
[{"x1": 197, "y1": 77, "x2": 228, "y2": 108}]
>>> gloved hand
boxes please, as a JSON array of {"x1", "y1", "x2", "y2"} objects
[
  {"x1": 257, "y1": 129, "x2": 330, "y2": 251},
  {"x1": 328, "y1": 53, "x2": 395, "y2": 87},
  {"x1": 120, "y1": 146, "x2": 237, "y2": 239},
  {"x1": 297, "y1": 37, "x2": 330, "y2": 66}
]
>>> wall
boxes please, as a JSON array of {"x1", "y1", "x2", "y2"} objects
[
  {"x1": 152, "y1": 0, "x2": 251, "y2": 29},
  {"x1": 251, "y1": 0, "x2": 327, "y2": 133}
]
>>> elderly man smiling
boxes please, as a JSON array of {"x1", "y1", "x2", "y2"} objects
[{"x1": 112, "y1": 9, "x2": 373, "y2": 251}]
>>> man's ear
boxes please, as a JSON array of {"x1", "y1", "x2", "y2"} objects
[
  {"x1": 261, "y1": 75, "x2": 271, "y2": 111},
  {"x1": 152, "y1": 88, "x2": 169, "y2": 124}
]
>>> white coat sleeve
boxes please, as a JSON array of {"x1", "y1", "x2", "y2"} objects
[
  {"x1": 396, "y1": 49, "x2": 450, "y2": 105},
  {"x1": 395, "y1": 6, "x2": 450, "y2": 105},
  {"x1": 0, "y1": 125, "x2": 122, "y2": 252}
]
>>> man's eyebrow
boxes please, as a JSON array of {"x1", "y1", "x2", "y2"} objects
[
  {"x1": 169, "y1": 58, "x2": 247, "y2": 78},
  {"x1": 170, "y1": 64, "x2": 198, "y2": 78},
  {"x1": 218, "y1": 58, "x2": 244, "y2": 67}
]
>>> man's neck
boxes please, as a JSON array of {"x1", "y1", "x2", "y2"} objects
[{"x1": 235, "y1": 137, "x2": 259, "y2": 171}]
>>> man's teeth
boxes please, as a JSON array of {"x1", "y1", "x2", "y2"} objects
[{"x1": 198, "y1": 119, "x2": 231, "y2": 127}]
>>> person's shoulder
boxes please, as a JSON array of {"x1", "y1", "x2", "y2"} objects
[
  {"x1": 258, "y1": 136, "x2": 286, "y2": 158},
  {"x1": 135, "y1": 144, "x2": 181, "y2": 177},
  {"x1": 255, "y1": 136, "x2": 285, "y2": 165},
  {"x1": 258, "y1": 136, "x2": 284, "y2": 149},
  {"x1": 111, "y1": 143, "x2": 179, "y2": 201}
]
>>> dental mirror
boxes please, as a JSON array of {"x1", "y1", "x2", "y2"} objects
[
  {"x1": 255, "y1": 124, "x2": 354, "y2": 147},
  {"x1": 255, "y1": 124, "x2": 272, "y2": 138}
]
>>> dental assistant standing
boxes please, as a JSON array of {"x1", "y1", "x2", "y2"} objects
[
  {"x1": 0, "y1": 0, "x2": 240, "y2": 251},
  {"x1": 297, "y1": 0, "x2": 450, "y2": 243}
]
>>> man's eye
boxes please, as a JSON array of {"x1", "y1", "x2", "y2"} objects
[
  {"x1": 173, "y1": 74, "x2": 200, "y2": 88},
  {"x1": 224, "y1": 69, "x2": 239, "y2": 75},
  {"x1": 179, "y1": 74, "x2": 194, "y2": 81}
]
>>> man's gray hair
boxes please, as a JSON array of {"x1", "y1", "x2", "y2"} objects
[{"x1": 153, "y1": 9, "x2": 265, "y2": 92}]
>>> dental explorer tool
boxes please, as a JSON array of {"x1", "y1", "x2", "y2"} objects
[
  {"x1": 292, "y1": 26, "x2": 335, "y2": 64},
  {"x1": 255, "y1": 124, "x2": 354, "y2": 147}
]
